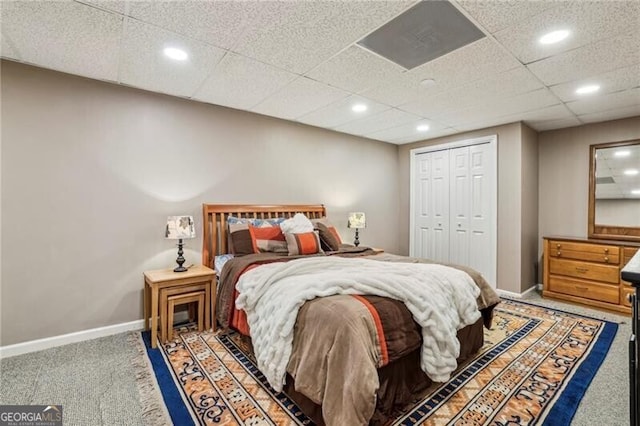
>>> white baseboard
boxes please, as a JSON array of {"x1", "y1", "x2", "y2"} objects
[
  {"x1": 0, "y1": 310, "x2": 195, "y2": 359},
  {"x1": 0, "y1": 319, "x2": 145, "y2": 359},
  {"x1": 497, "y1": 285, "x2": 538, "y2": 300}
]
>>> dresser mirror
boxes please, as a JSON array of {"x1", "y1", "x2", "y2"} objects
[{"x1": 588, "y1": 139, "x2": 640, "y2": 241}]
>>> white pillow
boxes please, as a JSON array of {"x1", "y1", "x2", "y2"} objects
[{"x1": 280, "y1": 213, "x2": 314, "y2": 234}]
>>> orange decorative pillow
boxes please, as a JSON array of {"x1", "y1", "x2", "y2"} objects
[
  {"x1": 285, "y1": 232, "x2": 323, "y2": 256},
  {"x1": 248, "y1": 225, "x2": 288, "y2": 254}
]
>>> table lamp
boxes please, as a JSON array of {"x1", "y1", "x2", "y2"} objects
[
  {"x1": 165, "y1": 215, "x2": 195, "y2": 272},
  {"x1": 347, "y1": 212, "x2": 366, "y2": 247}
]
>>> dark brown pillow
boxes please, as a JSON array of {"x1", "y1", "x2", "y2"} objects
[
  {"x1": 229, "y1": 228, "x2": 254, "y2": 256},
  {"x1": 315, "y1": 222, "x2": 341, "y2": 252}
]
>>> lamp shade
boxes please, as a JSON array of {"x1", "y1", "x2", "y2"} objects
[
  {"x1": 347, "y1": 212, "x2": 366, "y2": 229},
  {"x1": 165, "y1": 216, "x2": 195, "y2": 239}
]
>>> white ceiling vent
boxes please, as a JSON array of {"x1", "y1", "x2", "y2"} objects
[{"x1": 357, "y1": 1, "x2": 485, "y2": 70}]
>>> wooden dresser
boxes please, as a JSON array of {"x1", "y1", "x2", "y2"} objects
[{"x1": 543, "y1": 236, "x2": 640, "y2": 314}]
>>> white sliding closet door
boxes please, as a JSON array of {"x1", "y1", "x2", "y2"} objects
[
  {"x1": 431, "y1": 150, "x2": 450, "y2": 263},
  {"x1": 413, "y1": 150, "x2": 449, "y2": 263},
  {"x1": 449, "y1": 146, "x2": 470, "y2": 267},
  {"x1": 414, "y1": 153, "x2": 432, "y2": 259},
  {"x1": 467, "y1": 143, "x2": 494, "y2": 279},
  {"x1": 411, "y1": 137, "x2": 496, "y2": 288}
]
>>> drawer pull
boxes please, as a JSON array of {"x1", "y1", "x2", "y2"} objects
[
  {"x1": 604, "y1": 256, "x2": 609, "y2": 263},
  {"x1": 575, "y1": 286, "x2": 589, "y2": 292},
  {"x1": 556, "y1": 251, "x2": 561, "y2": 256},
  {"x1": 575, "y1": 267, "x2": 589, "y2": 274},
  {"x1": 556, "y1": 244, "x2": 561, "y2": 249},
  {"x1": 604, "y1": 248, "x2": 609, "y2": 253}
]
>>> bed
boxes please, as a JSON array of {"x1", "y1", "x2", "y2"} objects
[{"x1": 202, "y1": 203, "x2": 500, "y2": 426}]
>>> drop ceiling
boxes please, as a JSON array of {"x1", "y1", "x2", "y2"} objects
[{"x1": 1, "y1": 0, "x2": 639, "y2": 144}]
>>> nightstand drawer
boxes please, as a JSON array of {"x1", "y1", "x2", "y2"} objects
[
  {"x1": 549, "y1": 276, "x2": 619, "y2": 304},
  {"x1": 549, "y1": 258, "x2": 619, "y2": 284}
]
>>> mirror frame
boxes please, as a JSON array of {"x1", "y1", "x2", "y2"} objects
[{"x1": 588, "y1": 139, "x2": 640, "y2": 241}]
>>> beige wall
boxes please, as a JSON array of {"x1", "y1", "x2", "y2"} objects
[
  {"x1": 398, "y1": 122, "x2": 537, "y2": 293},
  {"x1": 521, "y1": 124, "x2": 539, "y2": 289},
  {"x1": 0, "y1": 61, "x2": 400, "y2": 346},
  {"x1": 538, "y1": 117, "x2": 640, "y2": 253}
]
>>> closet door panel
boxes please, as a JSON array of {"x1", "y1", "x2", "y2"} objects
[
  {"x1": 430, "y1": 150, "x2": 450, "y2": 263},
  {"x1": 414, "y1": 153, "x2": 432, "y2": 259},
  {"x1": 468, "y1": 143, "x2": 494, "y2": 283},
  {"x1": 450, "y1": 147, "x2": 470, "y2": 266}
]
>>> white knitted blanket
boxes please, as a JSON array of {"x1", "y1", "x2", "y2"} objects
[{"x1": 235, "y1": 256, "x2": 481, "y2": 392}]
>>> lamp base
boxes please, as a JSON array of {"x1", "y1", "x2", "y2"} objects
[
  {"x1": 174, "y1": 238, "x2": 188, "y2": 273},
  {"x1": 354, "y1": 229, "x2": 360, "y2": 247}
]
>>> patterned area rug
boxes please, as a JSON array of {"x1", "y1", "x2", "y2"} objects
[{"x1": 141, "y1": 299, "x2": 617, "y2": 425}]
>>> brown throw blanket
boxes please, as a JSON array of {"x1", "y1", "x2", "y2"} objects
[{"x1": 216, "y1": 248, "x2": 500, "y2": 425}]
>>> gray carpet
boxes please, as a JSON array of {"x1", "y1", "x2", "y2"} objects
[{"x1": 0, "y1": 290, "x2": 633, "y2": 426}]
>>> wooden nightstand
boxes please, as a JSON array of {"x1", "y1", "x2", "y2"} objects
[{"x1": 143, "y1": 264, "x2": 215, "y2": 348}]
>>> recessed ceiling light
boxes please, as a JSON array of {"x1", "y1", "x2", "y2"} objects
[
  {"x1": 352, "y1": 104, "x2": 368, "y2": 112},
  {"x1": 575, "y1": 84, "x2": 600, "y2": 95},
  {"x1": 631, "y1": 189, "x2": 640, "y2": 195},
  {"x1": 624, "y1": 169, "x2": 639, "y2": 176},
  {"x1": 416, "y1": 124, "x2": 430, "y2": 132},
  {"x1": 614, "y1": 150, "x2": 631, "y2": 157},
  {"x1": 420, "y1": 78, "x2": 436, "y2": 87},
  {"x1": 163, "y1": 47, "x2": 188, "y2": 61},
  {"x1": 539, "y1": 29, "x2": 570, "y2": 45}
]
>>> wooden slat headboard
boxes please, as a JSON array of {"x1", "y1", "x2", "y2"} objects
[{"x1": 202, "y1": 204, "x2": 326, "y2": 267}]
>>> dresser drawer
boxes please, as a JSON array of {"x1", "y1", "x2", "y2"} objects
[
  {"x1": 621, "y1": 248, "x2": 639, "y2": 286},
  {"x1": 550, "y1": 249, "x2": 618, "y2": 264},
  {"x1": 620, "y1": 287, "x2": 636, "y2": 307},
  {"x1": 549, "y1": 276, "x2": 619, "y2": 304},
  {"x1": 548, "y1": 240, "x2": 619, "y2": 264},
  {"x1": 549, "y1": 258, "x2": 619, "y2": 284}
]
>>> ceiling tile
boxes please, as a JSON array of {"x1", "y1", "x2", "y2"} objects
[
  {"x1": 363, "y1": 38, "x2": 522, "y2": 107},
  {"x1": 305, "y1": 45, "x2": 405, "y2": 94},
  {"x1": 119, "y1": 19, "x2": 226, "y2": 98},
  {"x1": 78, "y1": 0, "x2": 127, "y2": 15},
  {"x1": 549, "y1": 64, "x2": 640, "y2": 102},
  {"x1": 1, "y1": 1, "x2": 121, "y2": 81},
  {"x1": 578, "y1": 102, "x2": 640, "y2": 124},
  {"x1": 366, "y1": 118, "x2": 449, "y2": 142},
  {"x1": 526, "y1": 31, "x2": 640, "y2": 86},
  {"x1": 393, "y1": 127, "x2": 458, "y2": 144},
  {"x1": 232, "y1": 1, "x2": 416, "y2": 74},
  {"x1": 533, "y1": 117, "x2": 582, "y2": 132},
  {"x1": 494, "y1": 2, "x2": 640, "y2": 64},
  {"x1": 456, "y1": 0, "x2": 559, "y2": 34},
  {"x1": 512, "y1": 104, "x2": 578, "y2": 129},
  {"x1": 297, "y1": 95, "x2": 390, "y2": 129},
  {"x1": 127, "y1": 1, "x2": 267, "y2": 51},
  {"x1": 1, "y1": 34, "x2": 20, "y2": 60},
  {"x1": 360, "y1": 75, "x2": 425, "y2": 108},
  {"x1": 399, "y1": 66, "x2": 543, "y2": 118},
  {"x1": 250, "y1": 77, "x2": 350, "y2": 120},
  {"x1": 192, "y1": 52, "x2": 298, "y2": 111},
  {"x1": 334, "y1": 108, "x2": 423, "y2": 136},
  {"x1": 435, "y1": 88, "x2": 561, "y2": 127},
  {"x1": 566, "y1": 88, "x2": 640, "y2": 116}
]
